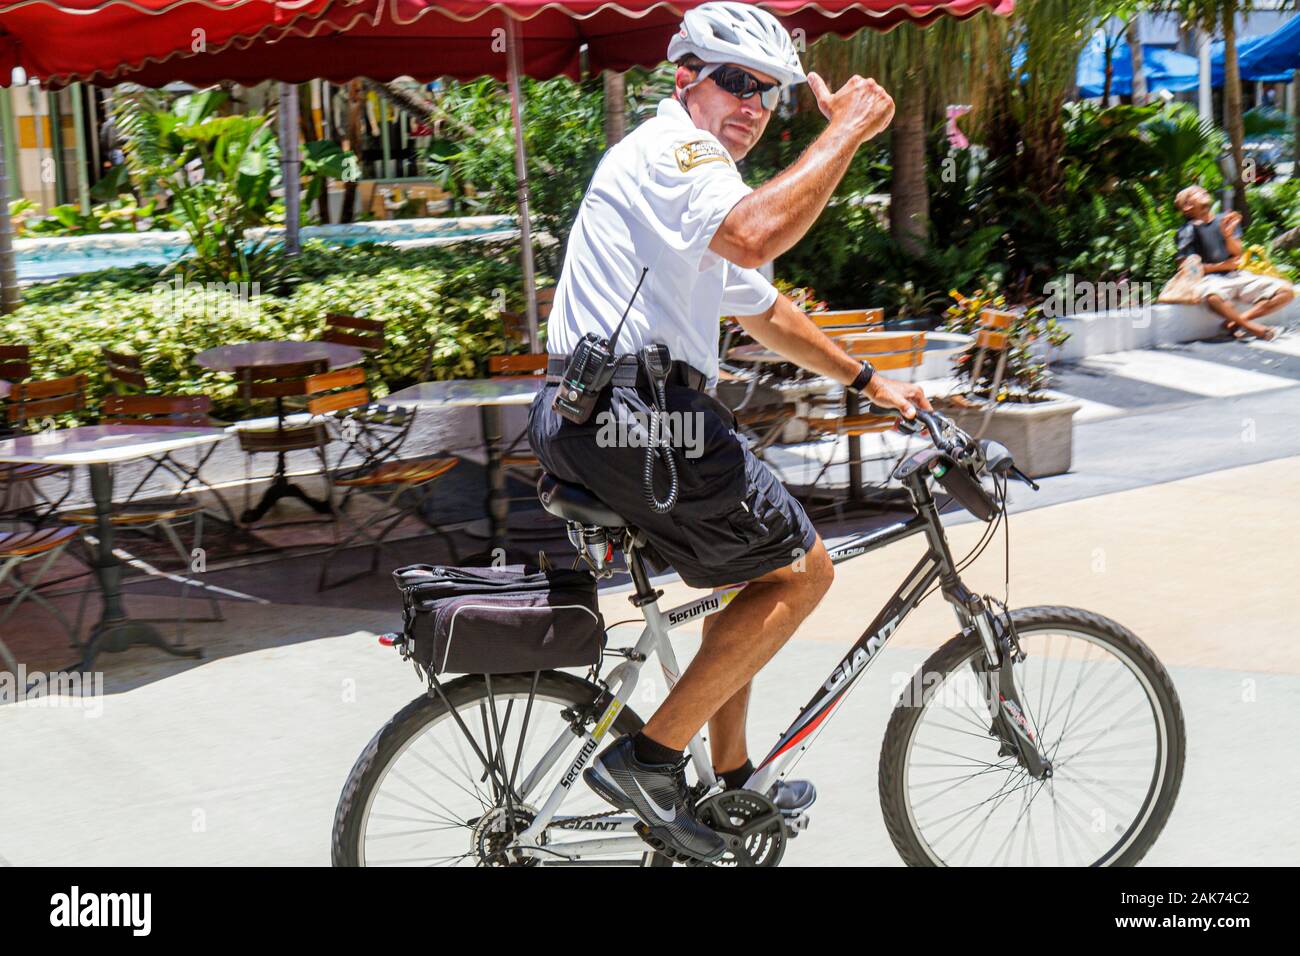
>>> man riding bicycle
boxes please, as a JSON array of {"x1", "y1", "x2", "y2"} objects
[{"x1": 527, "y1": 1, "x2": 932, "y2": 863}]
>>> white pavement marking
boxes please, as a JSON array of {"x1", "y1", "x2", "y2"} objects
[
  {"x1": 1081, "y1": 349, "x2": 1296, "y2": 397},
  {"x1": 1067, "y1": 398, "x2": 1124, "y2": 423},
  {"x1": 1249, "y1": 334, "x2": 1300, "y2": 359}
]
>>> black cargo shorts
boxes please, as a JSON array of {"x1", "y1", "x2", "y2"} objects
[{"x1": 527, "y1": 380, "x2": 818, "y2": 589}]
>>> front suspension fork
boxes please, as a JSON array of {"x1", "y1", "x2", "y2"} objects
[{"x1": 954, "y1": 589, "x2": 1053, "y2": 780}]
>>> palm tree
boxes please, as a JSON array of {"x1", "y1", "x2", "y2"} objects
[
  {"x1": 1153, "y1": 1, "x2": 1295, "y2": 219},
  {"x1": 981, "y1": 1, "x2": 1119, "y2": 204},
  {"x1": 801, "y1": 16, "x2": 1001, "y2": 257}
]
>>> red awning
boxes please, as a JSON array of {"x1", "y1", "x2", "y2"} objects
[
  {"x1": 0, "y1": 0, "x2": 371, "y2": 85},
  {"x1": 0, "y1": 0, "x2": 1014, "y2": 87}
]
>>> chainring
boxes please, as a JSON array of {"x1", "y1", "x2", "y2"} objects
[{"x1": 693, "y1": 789, "x2": 787, "y2": 867}]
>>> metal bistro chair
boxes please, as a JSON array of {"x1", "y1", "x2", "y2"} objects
[
  {"x1": 715, "y1": 321, "x2": 795, "y2": 465},
  {"x1": 102, "y1": 348, "x2": 238, "y2": 527},
  {"x1": 953, "y1": 308, "x2": 1017, "y2": 440},
  {"x1": 0, "y1": 525, "x2": 82, "y2": 675},
  {"x1": 318, "y1": 451, "x2": 462, "y2": 591},
  {"x1": 322, "y1": 313, "x2": 385, "y2": 387},
  {"x1": 1, "y1": 373, "x2": 86, "y2": 527},
  {"x1": 322, "y1": 313, "x2": 386, "y2": 353},
  {"x1": 316, "y1": 366, "x2": 461, "y2": 589},
  {"x1": 60, "y1": 392, "x2": 230, "y2": 644},
  {"x1": 800, "y1": 331, "x2": 927, "y2": 503},
  {"x1": 233, "y1": 359, "x2": 342, "y2": 525}
]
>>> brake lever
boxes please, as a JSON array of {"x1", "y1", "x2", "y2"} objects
[{"x1": 1009, "y1": 466, "x2": 1040, "y2": 491}]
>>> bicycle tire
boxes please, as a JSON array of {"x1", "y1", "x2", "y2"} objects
[
  {"x1": 878, "y1": 606, "x2": 1186, "y2": 867},
  {"x1": 331, "y1": 670, "x2": 672, "y2": 867}
]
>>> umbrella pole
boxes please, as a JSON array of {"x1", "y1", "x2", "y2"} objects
[
  {"x1": 506, "y1": 14, "x2": 540, "y2": 351},
  {"x1": 0, "y1": 102, "x2": 19, "y2": 315},
  {"x1": 279, "y1": 82, "x2": 302, "y2": 257}
]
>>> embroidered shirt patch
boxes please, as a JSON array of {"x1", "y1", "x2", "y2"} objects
[{"x1": 674, "y1": 140, "x2": 733, "y2": 172}]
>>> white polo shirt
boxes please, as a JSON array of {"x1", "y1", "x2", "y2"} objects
[{"x1": 546, "y1": 97, "x2": 778, "y2": 387}]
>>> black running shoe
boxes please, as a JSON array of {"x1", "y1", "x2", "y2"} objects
[{"x1": 584, "y1": 736, "x2": 726, "y2": 863}]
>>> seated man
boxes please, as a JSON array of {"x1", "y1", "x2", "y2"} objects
[{"x1": 1174, "y1": 185, "x2": 1291, "y2": 341}]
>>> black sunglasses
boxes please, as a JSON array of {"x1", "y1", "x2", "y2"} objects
[{"x1": 704, "y1": 64, "x2": 781, "y2": 110}]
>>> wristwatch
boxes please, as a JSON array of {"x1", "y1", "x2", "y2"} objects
[{"x1": 850, "y1": 360, "x2": 875, "y2": 393}]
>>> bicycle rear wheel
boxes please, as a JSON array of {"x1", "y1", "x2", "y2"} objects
[
  {"x1": 332, "y1": 670, "x2": 669, "y2": 866},
  {"x1": 879, "y1": 606, "x2": 1185, "y2": 867}
]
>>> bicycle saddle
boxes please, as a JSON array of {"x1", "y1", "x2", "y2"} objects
[{"x1": 537, "y1": 473, "x2": 627, "y2": 529}]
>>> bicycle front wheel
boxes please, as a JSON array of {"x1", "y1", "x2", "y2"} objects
[
  {"x1": 331, "y1": 670, "x2": 669, "y2": 867},
  {"x1": 879, "y1": 606, "x2": 1185, "y2": 867}
]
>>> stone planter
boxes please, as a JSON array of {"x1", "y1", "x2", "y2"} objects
[{"x1": 941, "y1": 396, "x2": 1081, "y2": 478}]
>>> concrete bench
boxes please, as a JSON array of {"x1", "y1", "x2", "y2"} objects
[{"x1": 1046, "y1": 298, "x2": 1300, "y2": 363}]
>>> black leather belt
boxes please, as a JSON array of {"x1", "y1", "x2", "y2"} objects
[{"x1": 545, "y1": 355, "x2": 708, "y2": 392}]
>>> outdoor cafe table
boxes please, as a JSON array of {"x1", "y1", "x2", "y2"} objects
[
  {"x1": 0, "y1": 424, "x2": 230, "y2": 670},
  {"x1": 380, "y1": 377, "x2": 543, "y2": 563},
  {"x1": 195, "y1": 340, "x2": 365, "y2": 523}
]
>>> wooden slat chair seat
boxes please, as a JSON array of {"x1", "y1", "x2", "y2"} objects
[
  {"x1": 0, "y1": 525, "x2": 79, "y2": 558},
  {"x1": 1, "y1": 374, "x2": 86, "y2": 525},
  {"x1": 62, "y1": 500, "x2": 204, "y2": 526},
  {"x1": 501, "y1": 453, "x2": 540, "y2": 468},
  {"x1": 334, "y1": 455, "x2": 458, "y2": 488},
  {"x1": 0, "y1": 524, "x2": 82, "y2": 673},
  {"x1": 800, "y1": 333, "x2": 927, "y2": 495}
]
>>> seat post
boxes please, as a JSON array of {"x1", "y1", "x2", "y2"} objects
[{"x1": 623, "y1": 536, "x2": 662, "y2": 608}]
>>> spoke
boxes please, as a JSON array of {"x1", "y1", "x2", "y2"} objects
[
  {"x1": 404, "y1": 743, "x2": 493, "y2": 812},
  {"x1": 931, "y1": 767, "x2": 1030, "y2": 863},
  {"x1": 909, "y1": 740, "x2": 1012, "y2": 771},
  {"x1": 383, "y1": 769, "x2": 474, "y2": 830}
]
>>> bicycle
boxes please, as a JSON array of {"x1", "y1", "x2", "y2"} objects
[{"x1": 332, "y1": 408, "x2": 1186, "y2": 866}]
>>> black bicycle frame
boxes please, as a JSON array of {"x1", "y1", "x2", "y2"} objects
[{"x1": 619, "y1": 465, "x2": 1039, "y2": 792}]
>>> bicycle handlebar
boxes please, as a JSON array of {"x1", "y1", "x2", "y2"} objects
[{"x1": 865, "y1": 401, "x2": 1039, "y2": 490}]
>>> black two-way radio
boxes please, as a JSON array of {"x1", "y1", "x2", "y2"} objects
[{"x1": 552, "y1": 267, "x2": 650, "y2": 425}]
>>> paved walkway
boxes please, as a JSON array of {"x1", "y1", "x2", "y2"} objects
[{"x1": 1, "y1": 456, "x2": 1295, "y2": 865}]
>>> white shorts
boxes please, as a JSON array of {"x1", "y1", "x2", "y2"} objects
[{"x1": 1197, "y1": 271, "x2": 1294, "y2": 305}]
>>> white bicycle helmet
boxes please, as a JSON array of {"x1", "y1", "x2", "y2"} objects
[{"x1": 667, "y1": 1, "x2": 807, "y2": 87}]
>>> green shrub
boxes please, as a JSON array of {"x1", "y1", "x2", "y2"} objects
[{"x1": 3, "y1": 241, "x2": 527, "y2": 421}]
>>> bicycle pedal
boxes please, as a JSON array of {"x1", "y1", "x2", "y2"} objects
[
  {"x1": 783, "y1": 811, "x2": 810, "y2": 837},
  {"x1": 633, "y1": 822, "x2": 717, "y2": 865}
]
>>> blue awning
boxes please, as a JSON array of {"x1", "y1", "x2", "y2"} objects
[
  {"x1": 1212, "y1": 16, "x2": 1300, "y2": 84},
  {"x1": 1076, "y1": 33, "x2": 1201, "y2": 97}
]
